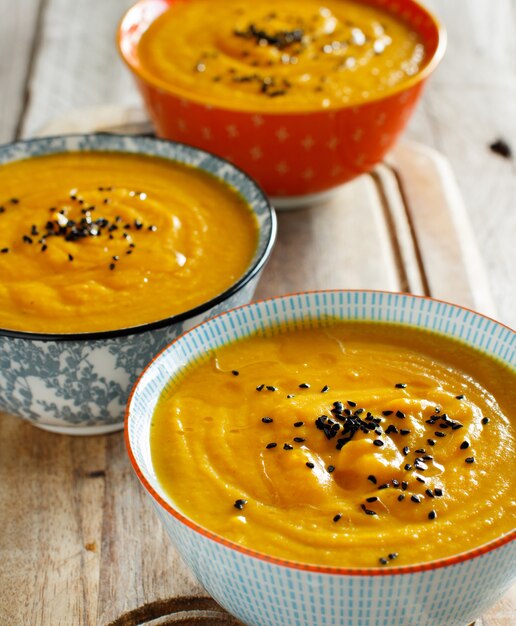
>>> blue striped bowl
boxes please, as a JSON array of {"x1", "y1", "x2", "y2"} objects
[{"x1": 126, "y1": 291, "x2": 515, "y2": 626}]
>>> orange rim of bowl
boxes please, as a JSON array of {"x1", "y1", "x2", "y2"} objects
[
  {"x1": 117, "y1": 0, "x2": 447, "y2": 115},
  {"x1": 125, "y1": 289, "x2": 516, "y2": 577}
]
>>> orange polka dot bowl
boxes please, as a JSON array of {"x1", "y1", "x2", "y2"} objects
[{"x1": 118, "y1": 0, "x2": 445, "y2": 205}]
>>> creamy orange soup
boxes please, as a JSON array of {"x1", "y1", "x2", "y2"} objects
[
  {"x1": 137, "y1": 0, "x2": 426, "y2": 111},
  {"x1": 151, "y1": 322, "x2": 516, "y2": 567},
  {"x1": 0, "y1": 152, "x2": 257, "y2": 333}
]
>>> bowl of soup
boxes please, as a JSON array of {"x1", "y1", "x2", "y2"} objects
[
  {"x1": 126, "y1": 290, "x2": 515, "y2": 626},
  {"x1": 0, "y1": 134, "x2": 276, "y2": 434},
  {"x1": 118, "y1": 0, "x2": 446, "y2": 204}
]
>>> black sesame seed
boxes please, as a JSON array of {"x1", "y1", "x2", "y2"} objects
[
  {"x1": 465, "y1": 457, "x2": 475, "y2": 464},
  {"x1": 306, "y1": 462, "x2": 315, "y2": 469},
  {"x1": 435, "y1": 432, "x2": 446, "y2": 438},
  {"x1": 416, "y1": 477, "x2": 426, "y2": 484},
  {"x1": 293, "y1": 421, "x2": 304, "y2": 428},
  {"x1": 415, "y1": 448, "x2": 425, "y2": 454},
  {"x1": 320, "y1": 385, "x2": 329, "y2": 393},
  {"x1": 234, "y1": 499, "x2": 247, "y2": 510},
  {"x1": 361, "y1": 504, "x2": 377, "y2": 516},
  {"x1": 379, "y1": 557, "x2": 388, "y2": 565},
  {"x1": 396, "y1": 410, "x2": 405, "y2": 419},
  {"x1": 426, "y1": 489, "x2": 434, "y2": 498},
  {"x1": 261, "y1": 417, "x2": 273, "y2": 423},
  {"x1": 460, "y1": 441, "x2": 470, "y2": 450},
  {"x1": 347, "y1": 400, "x2": 357, "y2": 407},
  {"x1": 266, "y1": 442, "x2": 277, "y2": 449},
  {"x1": 395, "y1": 383, "x2": 407, "y2": 388},
  {"x1": 434, "y1": 488, "x2": 443, "y2": 497},
  {"x1": 256, "y1": 384, "x2": 264, "y2": 391},
  {"x1": 378, "y1": 483, "x2": 389, "y2": 490},
  {"x1": 366, "y1": 496, "x2": 378, "y2": 503},
  {"x1": 427, "y1": 439, "x2": 435, "y2": 446},
  {"x1": 455, "y1": 394, "x2": 465, "y2": 400},
  {"x1": 333, "y1": 513, "x2": 342, "y2": 523},
  {"x1": 482, "y1": 417, "x2": 490, "y2": 425},
  {"x1": 10, "y1": 198, "x2": 19, "y2": 204},
  {"x1": 404, "y1": 464, "x2": 412, "y2": 471},
  {"x1": 41, "y1": 244, "x2": 47, "y2": 252},
  {"x1": 0, "y1": 248, "x2": 9, "y2": 253},
  {"x1": 109, "y1": 263, "x2": 115, "y2": 270},
  {"x1": 401, "y1": 481, "x2": 408, "y2": 490},
  {"x1": 283, "y1": 443, "x2": 293, "y2": 450},
  {"x1": 400, "y1": 429, "x2": 410, "y2": 436},
  {"x1": 327, "y1": 465, "x2": 335, "y2": 473},
  {"x1": 298, "y1": 383, "x2": 310, "y2": 389},
  {"x1": 392, "y1": 479, "x2": 400, "y2": 487},
  {"x1": 402, "y1": 446, "x2": 410, "y2": 456},
  {"x1": 411, "y1": 495, "x2": 422, "y2": 503},
  {"x1": 231, "y1": 370, "x2": 239, "y2": 376},
  {"x1": 266, "y1": 385, "x2": 278, "y2": 391},
  {"x1": 388, "y1": 553, "x2": 398, "y2": 560},
  {"x1": 373, "y1": 439, "x2": 384, "y2": 447},
  {"x1": 68, "y1": 253, "x2": 74, "y2": 261},
  {"x1": 368, "y1": 475, "x2": 377, "y2": 484},
  {"x1": 428, "y1": 510, "x2": 437, "y2": 520},
  {"x1": 385, "y1": 425, "x2": 398, "y2": 435},
  {"x1": 397, "y1": 494, "x2": 405, "y2": 501},
  {"x1": 382, "y1": 410, "x2": 393, "y2": 416},
  {"x1": 293, "y1": 437, "x2": 305, "y2": 443}
]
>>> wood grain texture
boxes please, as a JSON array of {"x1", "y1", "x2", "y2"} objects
[{"x1": 0, "y1": 0, "x2": 44, "y2": 142}]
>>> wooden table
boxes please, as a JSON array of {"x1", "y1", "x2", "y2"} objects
[{"x1": 0, "y1": 1, "x2": 514, "y2": 625}]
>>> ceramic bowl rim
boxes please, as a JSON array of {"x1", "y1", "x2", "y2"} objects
[
  {"x1": 0, "y1": 133, "x2": 277, "y2": 342},
  {"x1": 117, "y1": 0, "x2": 447, "y2": 115},
  {"x1": 125, "y1": 289, "x2": 516, "y2": 577}
]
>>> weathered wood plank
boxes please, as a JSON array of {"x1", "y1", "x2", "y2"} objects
[
  {"x1": 0, "y1": 0, "x2": 43, "y2": 142},
  {"x1": 19, "y1": 0, "x2": 140, "y2": 139}
]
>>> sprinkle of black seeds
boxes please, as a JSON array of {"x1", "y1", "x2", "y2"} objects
[
  {"x1": 398, "y1": 494, "x2": 405, "y2": 501},
  {"x1": 411, "y1": 495, "x2": 422, "y2": 503},
  {"x1": 347, "y1": 400, "x2": 357, "y2": 407},
  {"x1": 460, "y1": 441, "x2": 470, "y2": 450},
  {"x1": 382, "y1": 410, "x2": 393, "y2": 416},
  {"x1": 366, "y1": 496, "x2": 378, "y2": 503},
  {"x1": 388, "y1": 553, "x2": 398, "y2": 560},
  {"x1": 232, "y1": 370, "x2": 239, "y2": 376},
  {"x1": 293, "y1": 437, "x2": 305, "y2": 443},
  {"x1": 293, "y1": 421, "x2": 304, "y2": 427},
  {"x1": 10, "y1": 198, "x2": 19, "y2": 204},
  {"x1": 400, "y1": 429, "x2": 410, "y2": 436},
  {"x1": 234, "y1": 499, "x2": 247, "y2": 510},
  {"x1": 455, "y1": 394, "x2": 465, "y2": 400},
  {"x1": 401, "y1": 481, "x2": 408, "y2": 490},
  {"x1": 404, "y1": 464, "x2": 412, "y2": 471},
  {"x1": 0, "y1": 248, "x2": 9, "y2": 253},
  {"x1": 434, "y1": 488, "x2": 443, "y2": 497},
  {"x1": 256, "y1": 384, "x2": 264, "y2": 391},
  {"x1": 333, "y1": 513, "x2": 342, "y2": 522},
  {"x1": 265, "y1": 442, "x2": 277, "y2": 449},
  {"x1": 368, "y1": 475, "x2": 377, "y2": 484},
  {"x1": 306, "y1": 462, "x2": 314, "y2": 469},
  {"x1": 435, "y1": 432, "x2": 446, "y2": 438},
  {"x1": 68, "y1": 253, "x2": 74, "y2": 261},
  {"x1": 426, "y1": 489, "x2": 434, "y2": 498},
  {"x1": 385, "y1": 425, "x2": 398, "y2": 435},
  {"x1": 327, "y1": 465, "x2": 335, "y2": 473},
  {"x1": 392, "y1": 479, "x2": 400, "y2": 487},
  {"x1": 416, "y1": 477, "x2": 426, "y2": 484},
  {"x1": 287, "y1": 394, "x2": 295, "y2": 398},
  {"x1": 427, "y1": 439, "x2": 435, "y2": 446},
  {"x1": 428, "y1": 510, "x2": 437, "y2": 520},
  {"x1": 109, "y1": 263, "x2": 115, "y2": 270},
  {"x1": 395, "y1": 383, "x2": 407, "y2": 388},
  {"x1": 373, "y1": 439, "x2": 384, "y2": 447},
  {"x1": 321, "y1": 385, "x2": 329, "y2": 393},
  {"x1": 298, "y1": 383, "x2": 310, "y2": 389},
  {"x1": 361, "y1": 504, "x2": 377, "y2": 516},
  {"x1": 378, "y1": 483, "x2": 389, "y2": 490},
  {"x1": 489, "y1": 138, "x2": 512, "y2": 159},
  {"x1": 465, "y1": 457, "x2": 475, "y2": 464},
  {"x1": 266, "y1": 385, "x2": 278, "y2": 391},
  {"x1": 283, "y1": 443, "x2": 293, "y2": 450},
  {"x1": 261, "y1": 417, "x2": 273, "y2": 423},
  {"x1": 396, "y1": 410, "x2": 405, "y2": 419},
  {"x1": 482, "y1": 417, "x2": 490, "y2": 425},
  {"x1": 379, "y1": 557, "x2": 388, "y2": 565}
]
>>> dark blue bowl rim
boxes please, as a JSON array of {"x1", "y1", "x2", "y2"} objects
[{"x1": 0, "y1": 133, "x2": 277, "y2": 342}]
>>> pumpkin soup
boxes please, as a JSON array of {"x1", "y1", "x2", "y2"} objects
[
  {"x1": 151, "y1": 322, "x2": 516, "y2": 567},
  {"x1": 137, "y1": 0, "x2": 426, "y2": 111},
  {"x1": 0, "y1": 152, "x2": 257, "y2": 333}
]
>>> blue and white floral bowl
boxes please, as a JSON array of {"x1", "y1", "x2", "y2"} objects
[
  {"x1": 0, "y1": 134, "x2": 276, "y2": 435},
  {"x1": 126, "y1": 291, "x2": 515, "y2": 626}
]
